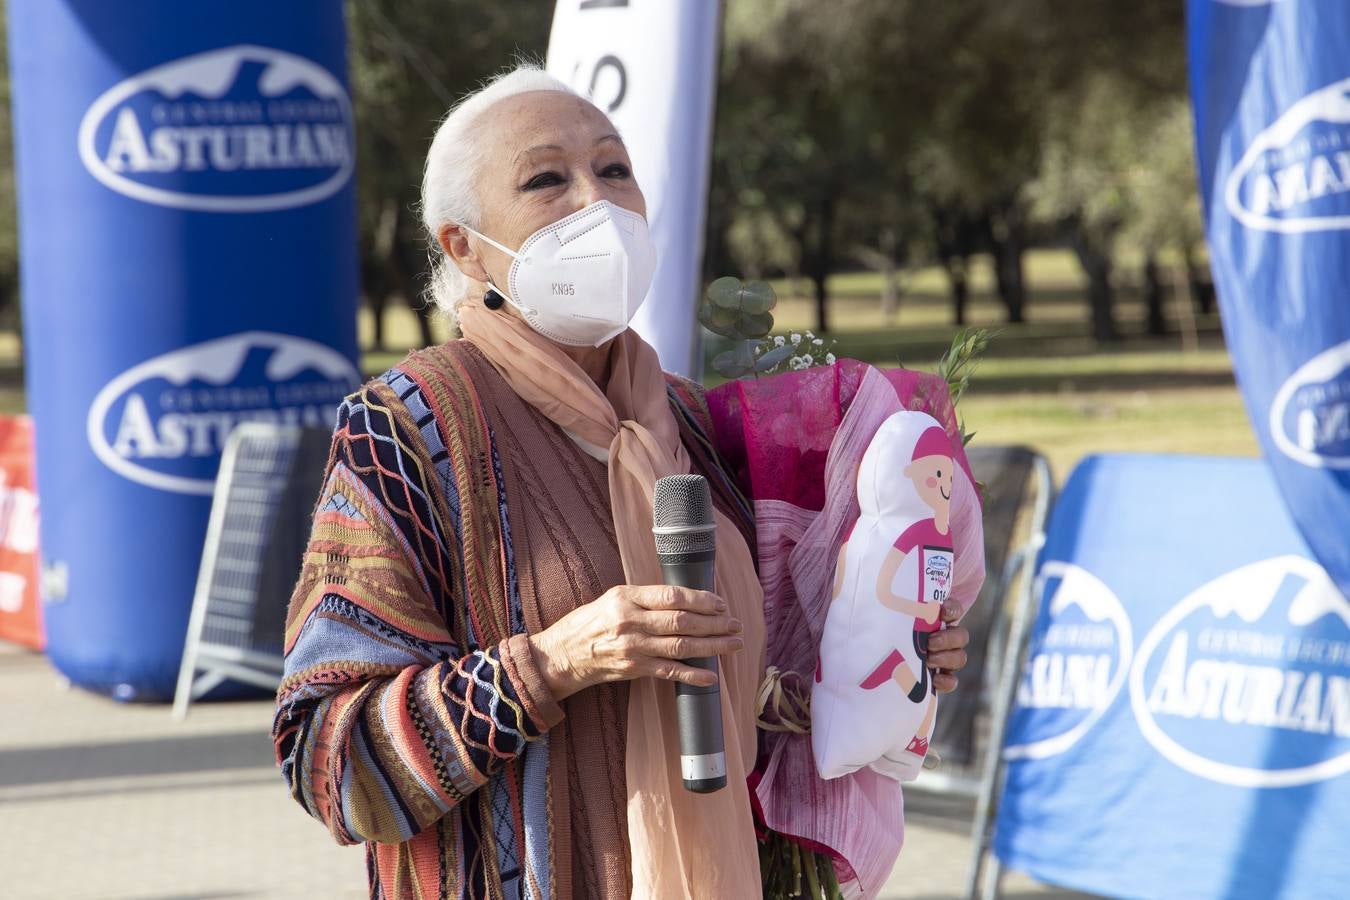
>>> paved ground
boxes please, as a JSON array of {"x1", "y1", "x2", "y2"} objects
[{"x1": 1, "y1": 643, "x2": 1089, "y2": 899}]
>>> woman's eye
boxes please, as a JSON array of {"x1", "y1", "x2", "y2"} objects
[
  {"x1": 601, "y1": 163, "x2": 631, "y2": 179},
  {"x1": 523, "y1": 172, "x2": 564, "y2": 191}
]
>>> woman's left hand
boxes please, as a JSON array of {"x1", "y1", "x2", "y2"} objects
[{"x1": 928, "y1": 599, "x2": 970, "y2": 694}]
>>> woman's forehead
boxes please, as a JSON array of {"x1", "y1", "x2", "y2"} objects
[{"x1": 479, "y1": 91, "x2": 617, "y2": 154}]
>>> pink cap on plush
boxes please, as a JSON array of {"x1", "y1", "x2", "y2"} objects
[{"x1": 911, "y1": 426, "x2": 952, "y2": 462}]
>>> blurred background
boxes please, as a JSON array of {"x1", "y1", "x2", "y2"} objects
[{"x1": 0, "y1": 1, "x2": 1232, "y2": 481}]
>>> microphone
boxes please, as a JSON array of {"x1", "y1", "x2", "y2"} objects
[{"x1": 652, "y1": 473, "x2": 727, "y2": 793}]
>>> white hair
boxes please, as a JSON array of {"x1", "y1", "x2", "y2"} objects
[{"x1": 420, "y1": 65, "x2": 586, "y2": 316}]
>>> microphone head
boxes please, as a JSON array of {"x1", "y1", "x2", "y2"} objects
[{"x1": 653, "y1": 474, "x2": 716, "y2": 558}]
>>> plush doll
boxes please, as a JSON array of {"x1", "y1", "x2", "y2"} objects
[{"x1": 812, "y1": 410, "x2": 956, "y2": 782}]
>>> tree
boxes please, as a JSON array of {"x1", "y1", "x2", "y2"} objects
[
  {"x1": 0, "y1": 3, "x2": 20, "y2": 332},
  {"x1": 1021, "y1": 0, "x2": 1188, "y2": 341},
  {"x1": 345, "y1": 0, "x2": 551, "y2": 348},
  {"x1": 712, "y1": 0, "x2": 888, "y2": 334},
  {"x1": 1119, "y1": 98, "x2": 1207, "y2": 336}
]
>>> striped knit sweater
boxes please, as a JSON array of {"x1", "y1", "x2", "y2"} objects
[{"x1": 272, "y1": 341, "x2": 754, "y2": 900}]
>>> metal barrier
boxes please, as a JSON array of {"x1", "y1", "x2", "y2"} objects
[
  {"x1": 905, "y1": 448, "x2": 1053, "y2": 802},
  {"x1": 963, "y1": 453, "x2": 1054, "y2": 899},
  {"x1": 172, "y1": 423, "x2": 331, "y2": 719}
]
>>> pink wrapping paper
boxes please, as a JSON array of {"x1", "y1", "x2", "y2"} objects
[{"x1": 707, "y1": 360, "x2": 986, "y2": 898}]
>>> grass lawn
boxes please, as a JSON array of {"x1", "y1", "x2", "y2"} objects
[
  {"x1": 285, "y1": 250, "x2": 1261, "y2": 482},
  {"x1": 0, "y1": 250, "x2": 1254, "y2": 483},
  {"x1": 0, "y1": 251, "x2": 1256, "y2": 483}
]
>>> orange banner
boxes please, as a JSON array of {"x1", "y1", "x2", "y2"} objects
[{"x1": 0, "y1": 415, "x2": 41, "y2": 649}]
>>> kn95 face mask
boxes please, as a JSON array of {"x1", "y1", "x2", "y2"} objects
[{"x1": 461, "y1": 200, "x2": 658, "y2": 347}]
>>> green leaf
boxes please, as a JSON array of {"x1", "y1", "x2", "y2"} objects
[
  {"x1": 739, "y1": 311, "x2": 774, "y2": 338},
  {"x1": 713, "y1": 343, "x2": 755, "y2": 379},
  {"x1": 699, "y1": 302, "x2": 741, "y2": 338},
  {"x1": 706, "y1": 276, "x2": 744, "y2": 310},
  {"x1": 740, "y1": 279, "x2": 777, "y2": 314},
  {"x1": 754, "y1": 343, "x2": 795, "y2": 372}
]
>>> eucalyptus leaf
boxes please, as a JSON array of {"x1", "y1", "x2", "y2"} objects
[
  {"x1": 754, "y1": 343, "x2": 795, "y2": 372},
  {"x1": 709, "y1": 304, "x2": 739, "y2": 328},
  {"x1": 706, "y1": 276, "x2": 744, "y2": 310},
  {"x1": 713, "y1": 347, "x2": 753, "y2": 378},
  {"x1": 740, "y1": 279, "x2": 777, "y2": 314},
  {"x1": 739, "y1": 311, "x2": 774, "y2": 338},
  {"x1": 699, "y1": 302, "x2": 741, "y2": 338}
]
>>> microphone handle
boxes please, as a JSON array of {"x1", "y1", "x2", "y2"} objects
[{"x1": 659, "y1": 551, "x2": 727, "y2": 793}]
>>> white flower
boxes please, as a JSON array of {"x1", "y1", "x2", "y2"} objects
[
  {"x1": 790, "y1": 356, "x2": 810, "y2": 370},
  {"x1": 773, "y1": 335, "x2": 785, "y2": 347},
  {"x1": 790, "y1": 332, "x2": 802, "y2": 344},
  {"x1": 812, "y1": 338, "x2": 824, "y2": 346},
  {"x1": 825, "y1": 353, "x2": 836, "y2": 365}
]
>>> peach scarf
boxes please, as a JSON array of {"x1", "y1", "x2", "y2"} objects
[{"x1": 458, "y1": 304, "x2": 766, "y2": 899}]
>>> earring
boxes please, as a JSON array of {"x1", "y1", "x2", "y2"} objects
[{"x1": 484, "y1": 288, "x2": 505, "y2": 310}]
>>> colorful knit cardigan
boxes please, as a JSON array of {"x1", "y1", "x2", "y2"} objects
[{"x1": 272, "y1": 343, "x2": 754, "y2": 900}]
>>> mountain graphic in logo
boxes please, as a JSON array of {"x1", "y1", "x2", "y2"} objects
[
  {"x1": 1004, "y1": 562, "x2": 1133, "y2": 760},
  {"x1": 78, "y1": 45, "x2": 354, "y2": 213},
  {"x1": 1224, "y1": 77, "x2": 1350, "y2": 234},
  {"x1": 87, "y1": 332, "x2": 359, "y2": 495},
  {"x1": 1130, "y1": 555, "x2": 1350, "y2": 787},
  {"x1": 1269, "y1": 338, "x2": 1350, "y2": 469}
]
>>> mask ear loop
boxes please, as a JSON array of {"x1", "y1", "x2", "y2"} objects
[{"x1": 458, "y1": 223, "x2": 524, "y2": 308}]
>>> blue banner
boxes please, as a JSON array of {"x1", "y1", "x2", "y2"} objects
[
  {"x1": 8, "y1": 3, "x2": 360, "y2": 698},
  {"x1": 1188, "y1": 0, "x2": 1350, "y2": 597},
  {"x1": 995, "y1": 454, "x2": 1350, "y2": 900}
]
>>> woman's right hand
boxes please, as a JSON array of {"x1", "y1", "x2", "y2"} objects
[{"x1": 527, "y1": 584, "x2": 744, "y2": 701}]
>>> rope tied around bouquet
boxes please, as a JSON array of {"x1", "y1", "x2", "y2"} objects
[{"x1": 756, "y1": 665, "x2": 812, "y2": 734}]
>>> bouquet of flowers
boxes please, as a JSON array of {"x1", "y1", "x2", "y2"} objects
[{"x1": 700, "y1": 278, "x2": 990, "y2": 900}]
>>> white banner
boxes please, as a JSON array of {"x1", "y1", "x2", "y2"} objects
[{"x1": 547, "y1": 0, "x2": 721, "y2": 377}]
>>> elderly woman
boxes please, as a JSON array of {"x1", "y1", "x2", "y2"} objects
[{"x1": 274, "y1": 65, "x2": 969, "y2": 900}]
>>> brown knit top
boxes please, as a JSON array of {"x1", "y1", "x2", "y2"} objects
[{"x1": 468, "y1": 345, "x2": 633, "y2": 898}]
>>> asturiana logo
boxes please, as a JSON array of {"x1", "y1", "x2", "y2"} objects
[
  {"x1": 1003, "y1": 562, "x2": 1133, "y2": 760},
  {"x1": 78, "y1": 45, "x2": 354, "y2": 213},
  {"x1": 87, "y1": 332, "x2": 359, "y2": 495},
  {"x1": 1224, "y1": 77, "x2": 1350, "y2": 233},
  {"x1": 1269, "y1": 339, "x2": 1350, "y2": 469},
  {"x1": 1130, "y1": 556, "x2": 1350, "y2": 788}
]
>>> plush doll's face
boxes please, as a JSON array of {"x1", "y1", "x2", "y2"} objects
[{"x1": 904, "y1": 453, "x2": 953, "y2": 518}]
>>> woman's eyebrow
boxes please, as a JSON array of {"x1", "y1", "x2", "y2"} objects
[
  {"x1": 514, "y1": 144, "x2": 564, "y2": 166},
  {"x1": 515, "y1": 134, "x2": 625, "y2": 166}
]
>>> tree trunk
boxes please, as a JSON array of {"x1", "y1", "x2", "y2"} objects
[
  {"x1": 361, "y1": 250, "x2": 389, "y2": 352},
  {"x1": 1070, "y1": 228, "x2": 1118, "y2": 342},
  {"x1": 944, "y1": 257, "x2": 970, "y2": 326},
  {"x1": 807, "y1": 192, "x2": 837, "y2": 334},
  {"x1": 879, "y1": 226, "x2": 900, "y2": 322},
  {"x1": 1183, "y1": 245, "x2": 1216, "y2": 316},
  {"x1": 389, "y1": 201, "x2": 436, "y2": 348},
  {"x1": 988, "y1": 206, "x2": 1027, "y2": 323},
  {"x1": 933, "y1": 208, "x2": 977, "y2": 327},
  {"x1": 812, "y1": 269, "x2": 830, "y2": 335},
  {"x1": 1143, "y1": 253, "x2": 1167, "y2": 336},
  {"x1": 1087, "y1": 262, "x2": 1117, "y2": 342},
  {"x1": 995, "y1": 246, "x2": 1026, "y2": 324},
  {"x1": 370, "y1": 289, "x2": 388, "y2": 351}
]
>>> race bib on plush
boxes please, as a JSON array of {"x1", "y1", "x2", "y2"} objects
[{"x1": 924, "y1": 547, "x2": 954, "y2": 606}]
